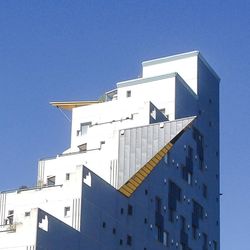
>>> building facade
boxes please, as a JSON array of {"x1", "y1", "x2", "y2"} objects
[{"x1": 0, "y1": 51, "x2": 220, "y2": 250}]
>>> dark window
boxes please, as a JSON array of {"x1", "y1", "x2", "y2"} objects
[
  {"x1": 25, "y1": 212, "x2": 30, "y2": 217},
  {"x1": 203, "y1": 184, "x2": 208, "y2": 198},
  {"x1": 126, "y1": 90, "x2": 131, "y2": 98},
  {"x1": 168, "y1": 209, "x2": 174, "y2": 222},
  {"x1": 127, "y1": 235, "x2": 132, "y2": 246},
  {"x1": 180, "y1": 216, "x2": 186, "y2": 231},
  {"x1": 128, "y1": 204, "x2": 133, "y2": 215},
  {"x1": 64, "y1": 206, "x2": 70, "y2": 217},
  {"x1": 66, "y1": 173, "x2": 70, "y2": 180},
  {"x1": 102, "y1": 222, "x2": 106, "y2": 228},
  {"x1": 120, "y1": 208, "x2": 124, "y2": 214},
  {"x1": 202, "y1": 233, "x2": 208, "y2": 248},
  {"x1": 157, "y1": 226, "x2": 163, "y2": 242},
  {"x1": 112, "y1": 227, "x2": 116, "y2": 234},
  {"x1": 145, "y1": 189, "x2": 148, "y2": 195},
  {"x1": 155, "y1": 197, "x2": 162, "y2": 213},
  {"x1": 213, "y1": 240, "x2": 218, "y2": 250},
  {"x1": 47, "y1": 176, "x2": 55, "y2": 186},
  {"x1": 192, "y1": 226, "x2": 197, "y2": 239},
  {"x1": 119, "y1": 239, "x2": 123, "y2": 245},
  {"x1": 144, "y1": 218, "x2": 148, "y2": 224}
]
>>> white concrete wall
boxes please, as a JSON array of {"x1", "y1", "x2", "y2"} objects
[
  {"x1": 0, "y1": 208, "x2": 38, "y2": 250},
  {"x1": 117, "y1": 75, "x2": 176, "y2": 121},
  {"x1": 142, "y1": 52, "x2": 198, "y2": 94}
]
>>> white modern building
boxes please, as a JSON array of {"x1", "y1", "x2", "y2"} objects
[{"x1": 0, "y1": 51, "x2": 220, "y2": 250}]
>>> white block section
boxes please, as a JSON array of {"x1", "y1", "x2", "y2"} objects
[
  {"x1": 0, "y1": 208, "x2": 38, "y2": 250},
  {"x1": 142, "y1": 52, "x2": 198, "y2": 94}
]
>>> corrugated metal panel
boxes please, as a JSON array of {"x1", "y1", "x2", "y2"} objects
[{"x1": 117, "y1": 116, "x2": 196, "y2": 193}]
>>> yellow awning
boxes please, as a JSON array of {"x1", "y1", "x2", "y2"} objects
[{"x1": 50, "y1": 101, "x2": 100, "y2": 110}]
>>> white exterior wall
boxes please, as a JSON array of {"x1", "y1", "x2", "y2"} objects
[
  {"x1": 0, "y1": 208, "x2": 38, "y2": 250},
  {"x1": 117, "y1": 75, "x2": 176, "y2": 120},
  {"x1": 142, "y1": 52, "x2": 198, "y2": 94}
]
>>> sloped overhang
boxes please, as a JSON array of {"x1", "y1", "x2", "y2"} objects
[
  {"x1": 118, "y1": 116, "x2": 196, "y2": 197},
  {"x1": 50, "y1": 101, "x2": 100, "y2": 110}
]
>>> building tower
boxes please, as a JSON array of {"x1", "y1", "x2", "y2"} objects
[{"x1": 0, "y1": 51, "x2": 220, "y2": 250}]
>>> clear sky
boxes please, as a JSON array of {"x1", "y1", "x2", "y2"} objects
[{"x1": 0, "y1": 1, "x2": 249, "y2": 249}]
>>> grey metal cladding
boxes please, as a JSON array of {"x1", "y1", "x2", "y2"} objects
[{"x1": 117, "y1": 116, "x2": 196, "y2": 188}]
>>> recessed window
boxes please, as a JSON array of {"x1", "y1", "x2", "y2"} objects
[
  {"x1": 64, "y1": 206, "x2": 70, "y2": 217},
  {"x1": 145, "y1": 189, "x2": 148, "y2": 195},
  {"x1": 126, "y1": 90, "x2": 131, "y2": 98},
  {"x1": 102, "y1": 222, "x2": 106, "y2": 228},
  {"x1": 144, "y1": 218, "x2": 148, "y2": 224},
  {"x1": 78, "y1": 143, "x2": 87, "y2": 152},
  {"x1": 203, "y1": 184, "x2": 208, "y2": 198},
  {"x1": 25, "y1": 212, "x2": 30, "y2": 217},
  {"x1": 120, "y1": 208, "x2": 124, "y2": 214},
  {"x1": 66, "y1": 173, "x2": 70, "y2": 180},
  {"x1": 112, "y1": 227, "x2": 116, "y2": 234},
  {"x1": 213, "y1": 240, "x2": 218, "y2": 250},
  {"x1": 192, "y1": 226, "x2": 197, "y2": 239},
  {"x1": 128, "y1": 204, "x2": 133, "y2": 215},
  {"x1": 127, "y1": 235, "x2": 132, "y2": 246},
  {"x1": 47, "y1": 176, "x2": 55, "y2": 186},
  {"x1": 77, "y1": 122, "x2": 91, "y2": 136},
  {"x1": 119, "y1": 239, "x2": 123, "y2": 245},
  {"x1": 202, "y1": 233, "x2": 208, "y2": 248}
]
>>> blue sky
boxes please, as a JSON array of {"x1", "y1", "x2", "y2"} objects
[{"x1": 0, "y1": 1, "x2": 249, "y2": 249}]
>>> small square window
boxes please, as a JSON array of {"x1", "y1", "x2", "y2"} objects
[
  {"x1": 64, "y1": 206, "x2": 70, "y2": 217},
  {"x1": 25, "y1": 212, "x2": 30, "y2": 217},
  {"x1": 78, "y1": 143, "x2": 87, "y2": 152},
  {"x1": 66, "y1": 173, "x2": 70, "y2": 180},
  {"x1": 47, "y1": 176, "x2": 55, "y2": 186},
  {"x1": 126, "y1": 90, "x2": 131, "y2": 98}
]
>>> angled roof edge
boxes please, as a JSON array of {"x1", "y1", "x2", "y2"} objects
[
  {"x1": 118, "y1": 116, "x2": 196, "y2": 197},
  {"x1": 117, "y1": 72, "x2": 177, "y2": 88},
  {"x1": 142, "y1": 51, "x2": 199, "y2": 66},
  {"x1": 50, "y1": 101, "x2": 100, "y2": 110},
  {"x1": 142, "y1": 51, "x2": 220, "y2": 82}
]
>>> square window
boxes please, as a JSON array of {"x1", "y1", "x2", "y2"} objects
[
  {"x1": 47, "y1": 176, "x2": 55, "y2": 186},
  {"x1": 78, "y1": 143, "x2": 87, "y2": 152},
  {"x1": 25, "y1": 211, "x2": 30, "y2": 217},
  {"x1": 64, "y1": 206, "x2": 70, "y2": 217},
  {"x1": 126, "y1": 90, "x2": 131, "y2": 98}
]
